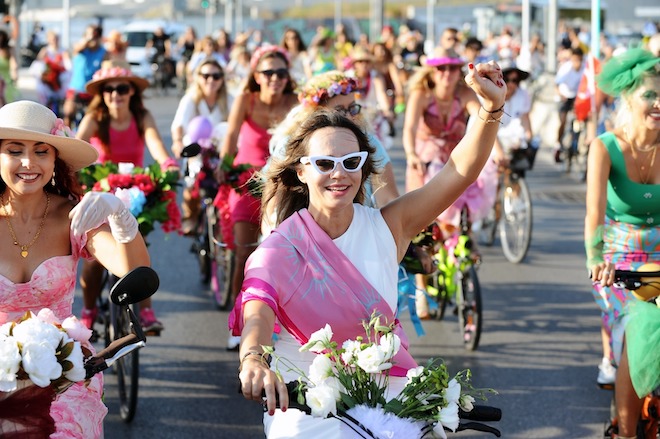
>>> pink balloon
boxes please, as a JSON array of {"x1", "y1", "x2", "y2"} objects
[{"x1": 187, "y1": 116, "x2": 213, "y2": 143}]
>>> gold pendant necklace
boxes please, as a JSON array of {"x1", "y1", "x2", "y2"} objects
[
  {"x1": 626, "y1": 131, "x2": 658, "y2": 185},
  {"x1": 1, "y1": 192, "x2": 50, "y2": 258}
]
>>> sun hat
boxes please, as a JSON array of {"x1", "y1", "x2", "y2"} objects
[
  {"x1": 597, "y1": 47, "x2": 660, "y2": 97},
  {"x1": 85, "y1": 59, "x2": 150, "y2": 95},
  {"x1": 350, "y1": 47, "x2": 373, "y2": 63},
  {"x1": 0, "y1": 101, "x2": 98, "y2": 171},
  {"x1": 499, "y1": 60, "x2": 530, "y2": 81},
  {"x1": 424, "y1": 47, "x2": 465, "y2": 67}
]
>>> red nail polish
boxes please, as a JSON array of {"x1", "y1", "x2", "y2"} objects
[{"x1": 468, "y1": 63, "x2": 474, "y2": 70}]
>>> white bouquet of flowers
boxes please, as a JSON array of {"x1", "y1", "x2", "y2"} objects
[
  {"x1": 0, "y1": 309, "x2": 92, "y2": 393},
  {"x1": 264, "y1": 312, "x2": 494, "y2": 439}
]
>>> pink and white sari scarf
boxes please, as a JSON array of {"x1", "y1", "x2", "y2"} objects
[{"x1": 228, "y1": 208, "x2": 417, "y2": 376}]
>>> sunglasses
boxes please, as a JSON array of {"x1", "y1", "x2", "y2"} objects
[
  {"x1": 640, "y1": 90, "x2": 660, "y2": 104},
  {"x1": 300, "y1": 151, "x2": 368, "y2": 175},
  {"x1": 200, "y1": 72, "x2": 224, "y2": 81},
  {"x1": 333, "y1": 103, "x2": 362, "y2": 117},
  {"x1": 102, "y1": 84, "x2": 131, "y2": 95},
  {"x1": 259, "y1": 68, "x2": 289, "y2": 79},
  {"x1": 435, "y1": 65, "x2": 462, "y2": 73},
  {"x1": 504, "y1": 76, "x2": 520, "y2": 84}
]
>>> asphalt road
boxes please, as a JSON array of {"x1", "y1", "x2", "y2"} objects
[{"x1": 25, "y1": 86, "x2": 610, "y2": 438}]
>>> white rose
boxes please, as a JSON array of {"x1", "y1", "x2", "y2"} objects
[
  {"x1": 438, "y1": 401, "x2": 460, "y2": 432},
  {"x1": 12, "y1": 317, "x2": 65, "y2": 351},
  {"x1": 0, "y1": 322, "x2": 12, "y2": 337},
  {"x1": 378, "y1": 333, "x2": 400, "y2": 361},
  {"x1": 305, "y1": 383, "x2": 338, "y2": 418},
  {"x1": 355, "y1": 344, "x2": 390, "y2": 373},
  {"x1": 62, "y1": 341, "x2": 86, "y2": 383},
  {"x1": 118, "y1": 162, "x2": 135, "y2": 175},
  {"x1": 114, "y1": 188, "x2": 133, "y2": 210},
  {"x1": 444, "y1": 378, "x2": 461, "y2": 404},
  {"x1": 21, "y1": 341, "x2": 62, "y2": 387},
  {"x1": 405, "y1": 366, "x2": 425, "y2": 383},
  {"x1": 308, "y1": 354, "x2": 333, "y2": 386},
  {"x1": 300, "y1": 324, "x2": 334, "y2": 353},
  {"x1": 341, "y1": 339, "x2": 361, "y2": 364},
  {"x1": 432, "y1": 420, "x2": 448, "y2": 439},
  {"x1": 459, "y1": 394, "x2": 475, "y2": 412},
  {"x1": 0, "y1": 336, "x2": 21, "y2": 392}
]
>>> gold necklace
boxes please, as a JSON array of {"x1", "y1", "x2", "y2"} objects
[
  {"x1": 1, "y1": 192, "x2": 50, "y2": 258},
  {"x1": 629, "y1": 142, "x2": 657, "y2": 185}
]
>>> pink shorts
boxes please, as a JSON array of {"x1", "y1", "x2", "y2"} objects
[{"x1": 229, "y1": 190, "x2": 261, "y2": 225}]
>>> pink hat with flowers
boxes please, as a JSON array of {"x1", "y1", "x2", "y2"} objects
[
  {"x1": 85, "y1": 60, "x2": 150, "y2": 95},
  {"x1": 424, "y1": 47, "x2": 465, "y2": 67}
]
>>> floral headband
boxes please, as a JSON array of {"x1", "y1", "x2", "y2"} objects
[
  {"x1": 249, "y1": 45, "x2": 291, "y2": 70},
  {"x1": 299, "y1": 74, "x2": 360, "y2": 107},
  {"x1": 92, "y1": 66, "x2": 134, "y2": 81}
]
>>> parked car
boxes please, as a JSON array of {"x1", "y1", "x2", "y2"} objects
[{"x1": 121, "y1": 20, "x2": 187, "y2": 81}]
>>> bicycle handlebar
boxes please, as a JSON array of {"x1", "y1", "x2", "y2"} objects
[
  {"x1": 83, "y1": 266, "x2": 159, "y2": 379},
  {"x1": 249, "y1": 381, "x2": 502, "y2": 437}
]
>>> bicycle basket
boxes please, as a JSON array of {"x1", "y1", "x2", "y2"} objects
[{"x1": 509, "y1": 148, "x2": 531, "y2": 172}]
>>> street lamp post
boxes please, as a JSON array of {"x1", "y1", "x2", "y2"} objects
[{"x1": 334, "y1": 0, "x2": 341, "y2": 31}]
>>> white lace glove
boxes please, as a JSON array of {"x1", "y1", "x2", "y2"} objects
[{"x1": 69, "y1": 192, "x2": 139, "y2": 243}]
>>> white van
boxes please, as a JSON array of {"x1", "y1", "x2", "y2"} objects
[{"x1": 121, "y1": 20, "x2": 187, "y2": 81}]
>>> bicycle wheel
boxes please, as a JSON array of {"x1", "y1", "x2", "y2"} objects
[
  {"x1": 190, "y1": 207, "x2": 212, "y2": 284},
  {"x1": 456, "y1": 265, "x2": 482, "y2": 351},
  {"x1": 428, "y1": 271, "x2": 450, "y2": 321},
  {"x1": 209, "y1": 206, "x2": 235, "y2": 310},
  {"x1": 110, "y1": 301, "x2": 140, "y2": 423},
  {"x1": 499, "y1": 175, "x2": 532, "y2": 264},
  {"x1": 478, "y1": 205, "x2": 498, "y2": 247}
]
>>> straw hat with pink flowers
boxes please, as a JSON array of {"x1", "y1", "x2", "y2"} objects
[{"x1": 85, "y1": 60, "x2": 150, "y2": 95}]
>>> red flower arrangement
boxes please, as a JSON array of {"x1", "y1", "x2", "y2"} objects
[
  {"x1": 211, "y1": 156, "x2": 261, "y2": 251},
  {"x1": 78, "y1": 162, "x2": 181, "y2": 238}
]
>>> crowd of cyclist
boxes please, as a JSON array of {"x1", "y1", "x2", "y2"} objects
[{"x1": 1, "y1": 16, "x2": 659, "y2": 438}]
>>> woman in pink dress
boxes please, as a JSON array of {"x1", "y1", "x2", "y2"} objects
[
  {"x1": 76, "y1": 60, "x2": 179, "y2": 334},
  {"x1": 402, "y1": 47, "x2": 500, "y2": 317},
  {"x1": 220, "y1": 45, "x2": 298, "y2": 342},
  {"x1": 0, "y1": 100, "x2": 150, "y2": 437}
]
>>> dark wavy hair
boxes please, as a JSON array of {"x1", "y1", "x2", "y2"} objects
[
  {"x1": 86, "y1": 84, "x2": 148, "y2": 157},
  {"x1": 261, "y1": 109, "x2": 376, "y2": 226}
]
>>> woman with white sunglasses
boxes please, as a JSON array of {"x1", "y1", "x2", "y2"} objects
[
  {"x1": 231, "y1": 61, "x2": 507, "y2": 437},
  {"x1": 262, "y1": 70, "x2": 400, "y2": 235}
]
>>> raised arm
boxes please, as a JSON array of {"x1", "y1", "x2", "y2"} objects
[
  {"x1": 401, "y1": 88, "x2": 428, "y2": 175},
  {"x1": 383, "y1": 62, "x2": 507, "y2": 258}
]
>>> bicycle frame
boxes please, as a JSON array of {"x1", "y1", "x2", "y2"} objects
[{"x1": 604, "y1": 269, "x2": 660, "y2": 439}]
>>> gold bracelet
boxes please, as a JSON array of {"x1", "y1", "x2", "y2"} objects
[{"x1": 238, "y1": 350, "x2": 271, "y2": 371}]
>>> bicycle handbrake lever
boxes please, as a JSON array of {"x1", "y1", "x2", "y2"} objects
[{"x1": 456, "y1": 421, "x2": 502, "y2": 437}]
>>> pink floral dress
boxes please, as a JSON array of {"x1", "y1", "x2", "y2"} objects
[{"x1": 0, "y1": 229, "x2": 107, "y2": 439}]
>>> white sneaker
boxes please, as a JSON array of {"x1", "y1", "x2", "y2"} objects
[
  {"x1": 597, "y1": 357, "x2": 616, "y2": 385},
  {"x1": 226, "y1": 335, "x2": 241, "y2": 351}
]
